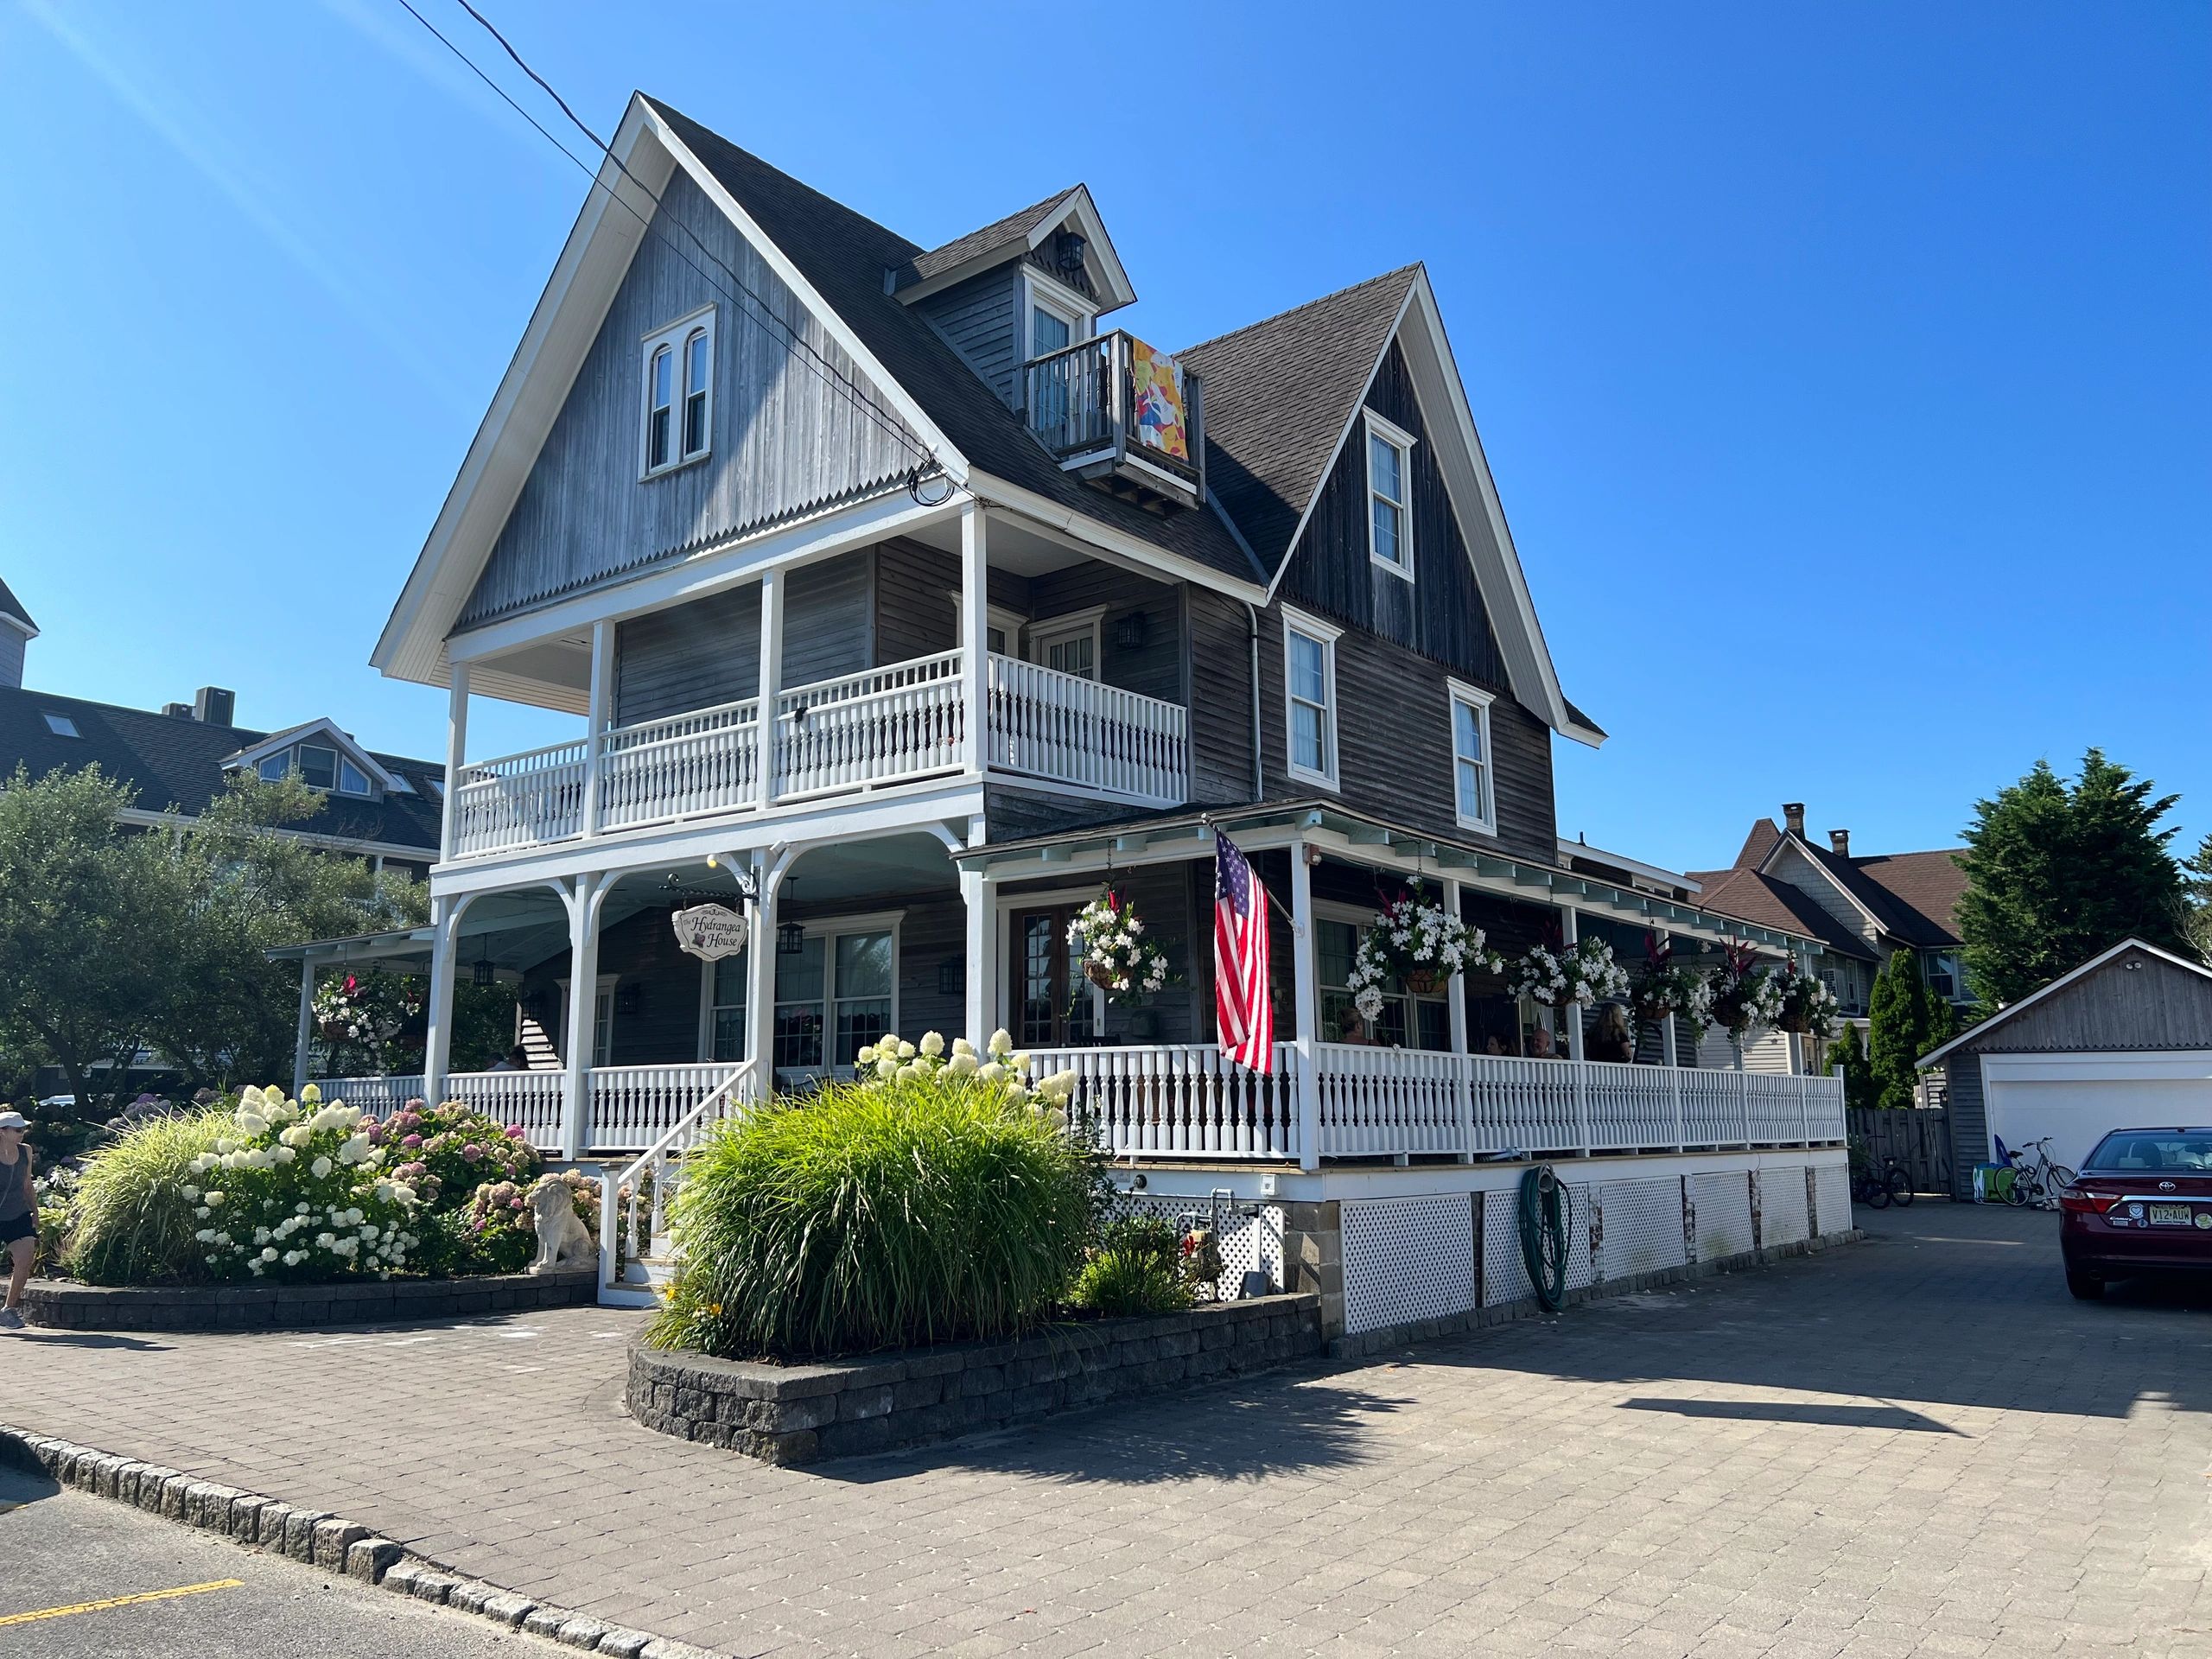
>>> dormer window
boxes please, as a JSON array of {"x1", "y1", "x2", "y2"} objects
[
  {"x1": 1365, "y1": 410, "x2": 1415, "y2": 579},
  {"x1": 642, "y1": 308, "x2": 715, "y2": 476},
  {"x1": 255, "y1": 741, "x2": 374, "y2": 796},
  {"x1": 296, "y1": 743, "x2": 339, "y2": 791}
]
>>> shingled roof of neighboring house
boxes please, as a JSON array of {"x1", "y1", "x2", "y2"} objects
[
  {"x1": 651, "y1": 102, "x2": 1268, "y2": 588},
  {"x1": 899, "y1": 188, "x2": 1079, "y2": 287},
  {"x1": 1176, "y1": 267, "x2": 1420, "y2": 574},
  {"x1": 1688, "y1": 866, "x2": 1878, "y2": 960},
  {"x1": 0, "y1": 576, "x2": 35, "y2": 633},
  {"x1": 0, "y1": 685, "x2": 442, "y2": 855},
  {"x1": 1815, "y1": 844, "x2": 1967, "y2": 948}
]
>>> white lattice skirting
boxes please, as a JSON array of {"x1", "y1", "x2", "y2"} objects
[{"x1": 1342, "y1": 1195, "x2": 1475, "y2": 1336}]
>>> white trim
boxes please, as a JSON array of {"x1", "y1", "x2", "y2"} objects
[
  {"x1": 1757, "y1": 834, "x2": 1893, "y2": 938},
  {"x1": 1021, "y1": 270, "x2": 1091, "y2": 362},
  {"x1": 1920, "y1": 938, "x2": 2212, "y2": 1070},
  {"x1": 1027, "y1": 603, "x2": 1107, "y2": 677},
  {"x1": 639, "y1": 302, "x2": 716, "y2": 479},
  {"x1": 1363, "y1": 409, "x2": 1416, "y2": 582},
  {"x1": 894, "y1": 185, "x2": 1135, "y2": 313},
  {"x1": 1446, "y1": 677, "x2": 1497, "y2": 836},
  {"x1": 1281, "y1": 605, "x2": 1341, "y2": 791},
  {"x1": 224, "y1": 717, "x2": 404, "y2": 794},
  {"x1": 964, "y1": 472, "x2": 1269, "y2": 603},
  {"x1": 768, "y1": 910, "x2": 904, "y2": 1074},
  {"x1": 0, "y1": 613, "x2": 35, "y2": 640},
  {"x1": 1981, "y1": 1050, "x2": 2212, "y2": 1084}
]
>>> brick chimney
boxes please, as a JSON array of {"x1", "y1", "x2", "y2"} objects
[
  {"x1": 1829, "y1": 829, "x2": 1851, "y2": 857},
  {"x1": 1782, "y1": 803, "x2": 1806, "y2": 836}
]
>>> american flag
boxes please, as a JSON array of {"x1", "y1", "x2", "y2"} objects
[{"x1": 1213, "y1": 830, "x2": 1274, "y2": 1071}]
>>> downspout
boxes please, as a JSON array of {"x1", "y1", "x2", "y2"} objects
[{"x1": 1244, "y1": 601, "x2": 1262, "y2": 804}]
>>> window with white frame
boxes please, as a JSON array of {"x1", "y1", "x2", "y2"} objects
[
  {"x1": 296, "y1": 743, "x2": 339, "y2": 791},
  {"x1": 1317, "y1": 911, "x2": 1449, "y2": 1050},
  {"x1": 771, "y1": 921, "x2": 896, "y2": 1072},
  {"x1": 705, "y1": 950, "x2": 747, "y2": 1062},
  {"x1": 642, "y1": 308, "x2": 715, "y2": 475},
  {"x1": 1030, "y1": 607, "x2": 1103, "y2": 682},
  {"x1": 1365, "y1": 410, "x2": 1415, "y2": 577},
  {"x1": 1448, "y1": 681, "x2": 1495, "y2": 834},
  {"x1": 1282, "y1": 609, "x2": 1340, "y2": 787}
]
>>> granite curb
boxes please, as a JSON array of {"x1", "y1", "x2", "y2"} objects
[{"x1": 0, "y1": 1422, "x2": 715, "y2": 1658}]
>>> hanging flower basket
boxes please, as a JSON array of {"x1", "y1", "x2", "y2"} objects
[
  {"x1": 1769, "y1": 960, "x2": 1840, "y2": 1040},
  {"x1": 1629, "y1": 936, "x2": 1713, "y2": 1037},
  {"x1": 1707, "y1": 943, "x2": 1787, "y2": 1042},
  {"x1": 311, "y1": 971, "x2": 427, "y2": 1076},
  {"x1": 1505, "y1": 938, "x2": 1631, "y2": 1011},
  {"x1": 1344, "y1": 886, "x2": 1500, "y2": 1023},
  {"x1": 1070, "y1": 890, "x2": 1170, "y2": 1003}
]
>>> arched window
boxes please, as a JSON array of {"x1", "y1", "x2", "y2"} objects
[
  {"x1": 641, "y1": 308, "x2": 715, "y2": 476},
  {"x1": 645, "y1": 344, "x2": 674, "y2": 471}
]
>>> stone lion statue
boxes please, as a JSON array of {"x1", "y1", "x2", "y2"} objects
[{"x1": 528, "y1": 1178, "x2": 595, "y2": 1274}]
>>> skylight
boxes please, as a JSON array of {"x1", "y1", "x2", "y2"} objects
[{"x1": 42, "y1": 712, "x2": 79, "y2": 738}]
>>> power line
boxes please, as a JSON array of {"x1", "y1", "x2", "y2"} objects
[{"x1": 392, "y1": 0, "x2": 939, "y2": 478}]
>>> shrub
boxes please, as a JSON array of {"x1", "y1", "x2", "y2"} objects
[
  {"x1": 373, "y1": 1099, "x2": 537, "y2": 1211},
  {"x1": 1068, "y1": 1246, "x2": 1193, "y2": 1318},
  {"x1": 60, "y1": 1108, "x2": 232, "y2": 1285},
  {"x1": 1096, "y1": 1213, "x2": 1179, "y2": 1270},
  {"x1": 647, "y1": 1063, "x2": 1097, "y2": 1359},
  {"x1": 442, "y1": 1168, "x2": 601, "y2": 1275}
]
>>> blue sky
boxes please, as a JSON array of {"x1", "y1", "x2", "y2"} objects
[{"x1": 2, "y1": 1, "x2": 2204, "y2": 872}]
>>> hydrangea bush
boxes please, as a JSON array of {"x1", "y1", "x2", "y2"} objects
[
  {"x1": 1506, "y1": 938, "x2": 1632, "y2": 1010},
  {"x1": 179, "y1": 1085, "x2": 423, "y2": 1281},
  {"x1": 854, "y1": 1029, "x2": 1078, "y2": 1125},
  {"x1": 1069, "y1": 891, "x2": 1170, "y2": 1001},
  {"x1": 377, "y1": 1098, "x2": 537, "y2": 1211},
  {"x1": 1345, "y1": 888, "x2": 1502, "y2": 1021}
]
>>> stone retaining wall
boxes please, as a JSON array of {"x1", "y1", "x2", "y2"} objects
[
  {"x1": 629, "y1": 1293, "x2": 1324, "y2": 1465},
  {"x1": 20, "y1": 1268, "x2": 598, "y2": 1332}
]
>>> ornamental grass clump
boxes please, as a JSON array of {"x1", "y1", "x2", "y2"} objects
[
  {"x1": 647, "y1": 1049, "x2": 1096, "y2": 1360},
  {"x1": 60, "y1": 1108, "x2": 232, "y2": 1286}
]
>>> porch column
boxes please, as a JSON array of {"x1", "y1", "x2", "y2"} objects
[
  {"x1": 746, "y1": 858, "x2": 780, "y2": 1092},
  {"x1": 756, "y1": 569, "x2": 785, "y2": 809},
  {"x1": 423, "y1": 894, "x2": 468, "y2": 1103},
  {"x1": 560, "y1": 874, "x2": 606, "y2": 1160},
  {"x1": 1289, "y1": 840, "x2": 1321, "y2": 1173},
  {"x1": 1443, "y1": 876, "x2": 1473, "y2": 1163},
  {"x1": 1657, "y1": 928, "x2": 1683, "y2": 1151},
  {"x1": 291, "y1": 957, "x2": 315, "y2": 1099},
  {"x1": 961, "y1": 865, "x2": 1000, "y2": 1043},
  {"x1": 1560, "y1": 903, "x2": 1588, "y2": 1154},
  {"x1": 580, "y1": 620, "x2": 613, "y2": 838},
  {"x1": 958, "y1": 500, "x2": 988, "y2": 771},
  {"x1": 438, "y1": 665, "x2": 469, "y2": 864}
]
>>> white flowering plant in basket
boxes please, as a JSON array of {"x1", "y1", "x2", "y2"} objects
[
  {"x1": 1707, "y1": 943, "x2": 1788, "y2": 1042},
  {"x1": 855, "y1": 1029, "x2": 1082, "y2": 1129},
  {"x1": 1345, "y1": 887, "x2": 1502, "y2": 1023},
  {"x1": 1630, "y1": 936, "x2": 1715, "y2": 1037},
  {"x1": 1506, "y1": 937, "x2": 1633, "y2": 1010},
  {"x1": 179, "y1": 1084, "x2": 423, "y2": 1281},
  {"x1": 1769, "y1": 959, "x2": 1841, "y2": 1042},
  {"x1": 1067, "y1": 890, "x2": 1170, "y2": 1001}
]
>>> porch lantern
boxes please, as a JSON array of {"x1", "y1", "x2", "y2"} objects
[
  {"x1": 778, "y1": 918, "x2": 806, "y2": 957},
  {"x1": 473, "y1": 943, "x2": 495, "y2": 988}
]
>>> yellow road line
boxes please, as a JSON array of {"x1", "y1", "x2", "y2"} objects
[{"x1": 0, "y1": 1578, "x2": 243, "y2": 1626}]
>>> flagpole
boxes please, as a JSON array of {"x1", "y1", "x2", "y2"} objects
[{"x1": 1200, "y1": 814, "x2": 1301, "y2": 931}]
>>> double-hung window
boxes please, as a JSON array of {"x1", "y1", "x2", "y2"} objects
[
  {"x1": 706, "y1": 950, "x2": 748, "y2": 1063},
  {"x1": 1448, "y1": 680, "x2": 1496, "y2": 834},
  {"x1": 642, "y1": 308, "x2": 715, "y2": 475},
  {"x1": 1318, "y1": 912, "x2": 1449, "y2": 1050},
  {"x1": 771, "y1": 922, "x2": 896, "y2": 1074},
  {"x1": 1365, "y1": 410, "x2": 1416, "y2": 578},
  {"x1": 1282, "y1": 608, "x2": 1340, "y2": 789}
]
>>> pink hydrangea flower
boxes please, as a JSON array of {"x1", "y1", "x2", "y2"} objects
[
  {"x1": 461, "y1": 1143, "x2": 483, "y2": 1163},
  {"x1": 402, "y1": 1134, "x2": 423, "y2": 1149},
  {"x1": 505, "y1": 1124, "x2": 525, "y2": 1139}
]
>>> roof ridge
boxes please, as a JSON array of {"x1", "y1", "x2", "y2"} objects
[
  {"x1": 915, "y1": 184, "x2": 1080, "y2": 259},
  {"x1": 1177, "y1": 263, "x2": 1422, "y2": 356}
]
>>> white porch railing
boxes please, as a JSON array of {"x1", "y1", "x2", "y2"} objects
[
  {"x1": 984, "y1": 653, "x2": 1188, "y2": 806},
  {"x1": 450, "y1": 738, "x2": 588, "y2": 857},
  {"x1": 1033, "y1": 1044, "x2": 1845, "y2": 1163},
  {"x1": 599, "y1": 697, "x2": 760, "y2": 831},
  {"x1": 599, "y1": 1058, "x2": 764, "y2": 1302},
  {"x1": 588, "y1": 1062, "x2": 743, "y2": 1153},
  {"x1": 445, "y1": 1070, "x2": 565, "y2": 1152},
  {"x1": 775, "y1": 649, "x2": 966, "y2": 799},
  {"x1": 308, "y1": 1076, "x2": 424, "y2": 1116}
]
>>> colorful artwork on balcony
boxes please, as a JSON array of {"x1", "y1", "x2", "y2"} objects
[{"x1": 1128, "y1": 337, "x2": 1190, "y2": 462}]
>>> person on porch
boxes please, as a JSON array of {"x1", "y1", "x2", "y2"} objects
[
  {"x1": 1588, "y1": 1002, "x2": 1635, "y2": 1064},
  {"x1": 1525, "y1": 1027, "x2": 1558, "y2": 1059}
]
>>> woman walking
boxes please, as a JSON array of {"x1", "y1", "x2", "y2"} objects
[{"x1": 0, "y1": 1111, "x2": 34, "y2": 1330}]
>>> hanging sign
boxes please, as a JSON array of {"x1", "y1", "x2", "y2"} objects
[{"x1": 671, "y1": 904, "x2": 749, "y2": 962}]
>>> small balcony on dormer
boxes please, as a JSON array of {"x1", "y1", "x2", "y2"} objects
[{"x1": 1021, "y1": 329, "x2": 1204, "y2": 512}]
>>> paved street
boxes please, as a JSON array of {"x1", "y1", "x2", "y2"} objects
[
  {"x1": 3, "y1": 1204, "x2": 2209, "y2": 1657},
  {"x1": 0, "y1": 1461, "x2": 564, "y2": 1657}
]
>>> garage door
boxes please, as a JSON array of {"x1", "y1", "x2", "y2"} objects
[{"x1": 1985, "y1": 1058, "x2": 2212, "y2": 1172}]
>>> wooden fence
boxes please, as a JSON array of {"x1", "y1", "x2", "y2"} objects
[{"x1": 1847, "y1": 1106, "x2": 1952, "y2": 1194}]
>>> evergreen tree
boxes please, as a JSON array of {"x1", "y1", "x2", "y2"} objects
[
  {"x1": 1864, "y1": 950, "x2": 1925, "y2": 1110},
  {"x1": 1956, "y1": 749, "x2": 2190, "y2": 1010},
  {"x1": 1823, "y1": 1023, "x2": 1878, "y2": 1113},
  {"x1": 2186, "y1": 832, "x2": 2212, "y2": 963}
]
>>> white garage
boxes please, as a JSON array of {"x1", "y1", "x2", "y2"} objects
[{"x1": 1923, "y1": 940, "x2": 2212, "y2": 1198}]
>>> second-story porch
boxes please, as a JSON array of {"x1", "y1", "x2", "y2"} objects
[{"x1": 440, "y1": 500, "x2": 1194, "y2": 866}]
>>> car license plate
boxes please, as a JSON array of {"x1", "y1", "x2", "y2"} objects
[{"x1": 2148, "y1": 1204, "x2": 2193, "y2": 1226}]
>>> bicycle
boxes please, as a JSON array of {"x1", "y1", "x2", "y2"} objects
[
  {"x1": 2003, "y1": 1135, "x2": 2076, "y2": 1209},
  {"x1": 1851, "y1": 1158, "x2": 1913, "y2": 1210}
]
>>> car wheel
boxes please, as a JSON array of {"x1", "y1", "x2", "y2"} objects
[{"x1": 2066, "y1": 1269, "x2": 2105, "y2": 1301}]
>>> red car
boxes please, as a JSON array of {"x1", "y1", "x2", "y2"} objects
[{"x1": 2057, "y1": 1128, "x2": 2212, "y2": 1300}]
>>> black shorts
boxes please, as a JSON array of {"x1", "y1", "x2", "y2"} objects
[{"x1": 0, "y1": 1216, "x2": 33, "y2": 1248}]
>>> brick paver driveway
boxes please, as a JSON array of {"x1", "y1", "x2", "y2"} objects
[{"x1": 5, "y1": 1204, "x2": 2209, "y2": 1657}]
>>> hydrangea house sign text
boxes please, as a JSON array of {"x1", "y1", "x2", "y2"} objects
[{"x1": 672, "y1": 904, "x2": 748, "y2": 962}]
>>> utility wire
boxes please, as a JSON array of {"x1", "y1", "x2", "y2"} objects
[{"x1": 393, "y1": 0, "x2": 940, "y2": 479}]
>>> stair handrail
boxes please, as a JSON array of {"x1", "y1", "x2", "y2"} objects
[{"x1": 596, "y1": 1057, "x2": 760, "y2": 1294}]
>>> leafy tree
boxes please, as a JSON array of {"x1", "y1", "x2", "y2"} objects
[
  {"x1": 1822, "y1": 1023, "x2": 1879, "y2": 1113},
  {"x1": 1957, "y1": 749, "x2": 2191, "y2": 1010}
]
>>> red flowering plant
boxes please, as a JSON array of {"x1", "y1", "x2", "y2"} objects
[{"x1": 312, "y1": 969, "x2": 427, "y2": 1076}]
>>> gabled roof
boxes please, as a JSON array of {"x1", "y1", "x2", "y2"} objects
[
  {"x1": 0, "y1": 576, "x2": 35, "y2": 637},
  {"x1": 894, "y1": 184, "x2": 1135, "y2": 310},
  {"x1": 225, "y1": 716, "x2": 406, "y2": 795},
  {"x1": 1848, "y1": 849, "x2": 1969, "y2": 946},
  {"x1": 1731, "y1": 817, "x2": 1782, "y2": 870},
  {"x1": 0, "y1": 686, "x2": 442, "y2": 855},
  {"x1": 1179, "y1": 267, "x2": 1419, "y2": 570},
  {"x1": 1774, "y1": 836, "x2": 1963, "y2": 948},
  {"x1": 1690, "y1": 866, "x2": 1878, "y2": 960},
  {"x1": 1918, "y1": 938, "x2": 2212, "y2": 1069}
]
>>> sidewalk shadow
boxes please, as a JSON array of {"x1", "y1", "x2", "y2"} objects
[
  {"x1": 826, "y1": 1370, "x2": 1402, "y2": 1487},
  {"x1": 16, "y1": 1332, "x2": 170, "y2": 1351}
]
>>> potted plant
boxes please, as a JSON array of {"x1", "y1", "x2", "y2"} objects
[
  {"x1": 1707, "y1": 942, "x2": 1787, "y2": 1042},
  {"x1": 1505, "y1": 937, "x2": 1631, "y2": 1011},
  {"x1": 1069, "y1": 891, "x2": 1170, "y2": 1001},
  {"x1": 1344, "y1": 885, "x2": 1500, "y2": 1022},
  {"x1": 312, "y1": 971, "x2": 427, "y2": 1076},
  {"x1": 1770, "y1": 960, "x2": 1840, "y2": 1040},
  {"x1": 1629, "y1": 934, "x2": 1713, "y2": 1037}
]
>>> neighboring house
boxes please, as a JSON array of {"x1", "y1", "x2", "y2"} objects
[
  {"x1": 0, "y1": 592, "x2": 444, "y2": 878},
  {"x1": 1693, "y1": 802, "x2": 1972, "y2": 1025},
  {"x1": 0, "y1": 575, "x2": 35, "y2": 692},
  {"x1": 1919, "y1": 939, "x2": 2212, "y2": 1197},
  {"x1": 308, "y1": 92, "x2": 1845, "y2": 1206}
]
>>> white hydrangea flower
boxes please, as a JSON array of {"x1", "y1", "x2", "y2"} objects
[
  {"x1": 856, "y1": 1045, "x2": 877, "y2": 1065},
  {"x1": 311, "y1": 1156, "x2": 332, "y2": 1179},
  {"x1": 988, "y1": 1028, "x2": 1014, "y2": 1056},
  {"x1": 919, "y1": 1032, "x2": 945, "y2": 1058},
  {"x1": 947, "y1": 1052, "x2": 979, "y2": 1077},
  {"x1": 978, "y1": 1061, "x2": 1006, "y2": 1084}
]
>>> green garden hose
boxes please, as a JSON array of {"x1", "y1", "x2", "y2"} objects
[{"x1": 1516, "y1": 1165, "x2": 1572, "y2": 1313}]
